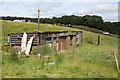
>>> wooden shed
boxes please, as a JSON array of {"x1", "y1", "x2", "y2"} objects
[{"x1": 8, "y1": 31, "x2": 83, "y2": 51}]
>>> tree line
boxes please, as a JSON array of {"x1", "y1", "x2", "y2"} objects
[{"x1": 1, "y1": 15, "x2": 119, "y2": 34}]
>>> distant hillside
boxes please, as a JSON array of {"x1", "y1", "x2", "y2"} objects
[
  {"x1": 72, "y1": 25, "x2": 117, "y2": 37},
  {"x1": 1, "y1": 15, "x2": 119, "y2": 34},
  {"x1": 72, "y1": 25, "x2": 103, "y2": 34}
]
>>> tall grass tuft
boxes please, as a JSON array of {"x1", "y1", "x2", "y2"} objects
[
  {"x1": 8, "y1": 48, "x2": 19, "y2": 63},
  {"x1": 56, "y1": 53, "x2": 64, "y2": 64},
  {"x1": 8, "y1": 48, "x2": 24, "y2": 64},
  {"x1": 39, "y1": 43, "x2": 53, "y2": 56}
]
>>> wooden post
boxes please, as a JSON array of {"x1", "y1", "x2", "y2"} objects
[
  {"x1": 51, "y1": 34, "x2": 54, "y2": 48},
  {"x1": 98, "y1": 35, "x2": 100, "y2": 45},
  {"x1": 113, "y1": 50, "x2": 119, "y2": 72},
  {"x1": 74, "y1": 36, "x2": 76, "y2": 47},
  {"x1": 72, "y1": 36, "x2": 75, "y2": 58},
  {"x1": 38, "y1": 10, "x2": 40, "y2": 31},
  {"x1": 37, "y1": 10, "x2": 40, "y2": 52},
  {"x1": 37, "y1": 35, "x2": 39, "y2": 52},
  {"x1": 78, "y1": 33, "x2": 81, "y2": 44},
  {"x1": 56, "y1": 36, "x2": 58, "y2": 51},
  {"x1": 81, "y1": 34, "x2": 83, "y2": 44},
  {"x1": 67, "y1": 36, "x2": 70, "y2": 48},
  {"x1": 10, "y1": 35, "x2": 11, "y2": 48}
]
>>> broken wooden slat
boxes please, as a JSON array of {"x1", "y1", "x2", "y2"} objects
[
  {"x1": 22, "y1": 32, "x2": 27, "y2": 52},
  {"x1": 113, "y1": 50, "x2": 119, "y2": 72},
  {"x1": 25, "y1": 35, "x2": 35, "y2": 56},
  {"x1": 17, "y1": 32, "x2": 27, "y2": 52}
]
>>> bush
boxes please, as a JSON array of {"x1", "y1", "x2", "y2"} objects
[
  {"x1": 8, "y1": 48, "x2": 24, "y2": 64},
  {"x1": 8, "y1": 48, "x2": 19, "y2": 63},
  {"x1": 39, "y1": 43, "x2": 53, "y2": 56}
]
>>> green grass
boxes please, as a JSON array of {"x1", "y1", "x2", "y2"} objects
[
  {"x1": 1, "y1": 20, "x2": 118, "y2": 78},
  {"x1": 73, "y1": 25, "x2": 104, "y2": 33}
]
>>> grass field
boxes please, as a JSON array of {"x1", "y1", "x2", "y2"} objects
[
  {"x1": 1, "y1": 20, "x2": 118, "y2": 78},
  {"x1": 72, "y1": 25, "x2": 104, "y2": 33}
]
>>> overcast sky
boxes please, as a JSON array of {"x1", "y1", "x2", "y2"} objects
[{"x1": 0, "y1": 0, "x2": 119, "y2": 22}]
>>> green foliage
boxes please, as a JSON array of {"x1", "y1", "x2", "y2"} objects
[
  {"x1": 6, "y1": 48, "x2": 9, "y2": 52},
  {"x1": 56, "y1": 53, "x2": 64, "y2": 64},
  {"x1": 39, "y1": 44, "x2": 53, "y2": 56},
  {"x1": 8, "y1": 48, "x2": 19, "y2": 63},
  {"x1": 39, "y1": 74, "x2": 48, "y2": 78},
  {"x1": 8, "y1": 48, "x2": 24, "y2": 65}
]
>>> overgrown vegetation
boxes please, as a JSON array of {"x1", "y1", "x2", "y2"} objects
[
  {"x1": 1, "y1": 20, "x2": 118, "y2": 78},
  {"x1": 39, "y1": 43, "x2": 53, "y2": 56},
  {"x1": 6, "y1": 48, "x2": 25, "y2": 65},
  {"x1": 8, "y1": 48, "x2": 18, "y2": 63}
]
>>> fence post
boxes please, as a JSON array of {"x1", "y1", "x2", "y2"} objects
[
  {"x1": 81, "y1": 34, "x2": 83, "y2": 44},
  {"x1": 72, "y1": 36, "x2": 75, "y2": 58},
  {"x1": 37, "y1": 35, "x2": 39, "y2": 52},
  {"x1": 51, "y1": 34, "x2": 54, "y2": 48},
  {"x1": 10, "y1": 35, "x2": 11, "y2": 48},
  {"x1": 98, "y1": 35, "x2": 100, "y2": 45}
]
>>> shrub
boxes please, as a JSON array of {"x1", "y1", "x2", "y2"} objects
[
  {"x1": 8, "y1": 48, "x2": 19, "y2": 63},
  {"x1": 8, "y1": 48, "x2": 24, "y2": 64},
  {"x1": 39, "y1": 43, "x2": 53, "y2": 56},
  {"x1": 54, "y1": 51, "x2": 58, "y2": 57}
]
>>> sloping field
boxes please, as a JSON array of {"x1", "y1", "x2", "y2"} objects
[{"x1": 1, "y1": 20, "x2": 118, "y2": 78}]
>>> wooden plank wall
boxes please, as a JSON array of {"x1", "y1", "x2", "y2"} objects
[
  {"x1": 10, "y1": 31, "x2": 83, "y2": 47},
  {"x1": 10, "y1": 32, "x2": 38, "y2": 45}
]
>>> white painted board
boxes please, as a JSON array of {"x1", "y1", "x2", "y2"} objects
[
  {"x1": 25, "y1": 35, "x2": 35, "y2": 56},
  {"x1": 21, "y1": 32, "x2": 27, "y2": 52}
]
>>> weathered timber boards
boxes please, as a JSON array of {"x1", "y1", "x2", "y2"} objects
[
  {"x1": 25, "y1": 35, "x2": 35, "y2": 55},
  {"x1": 21, "y1": 32, "x2": 27, "y2": 52}
]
